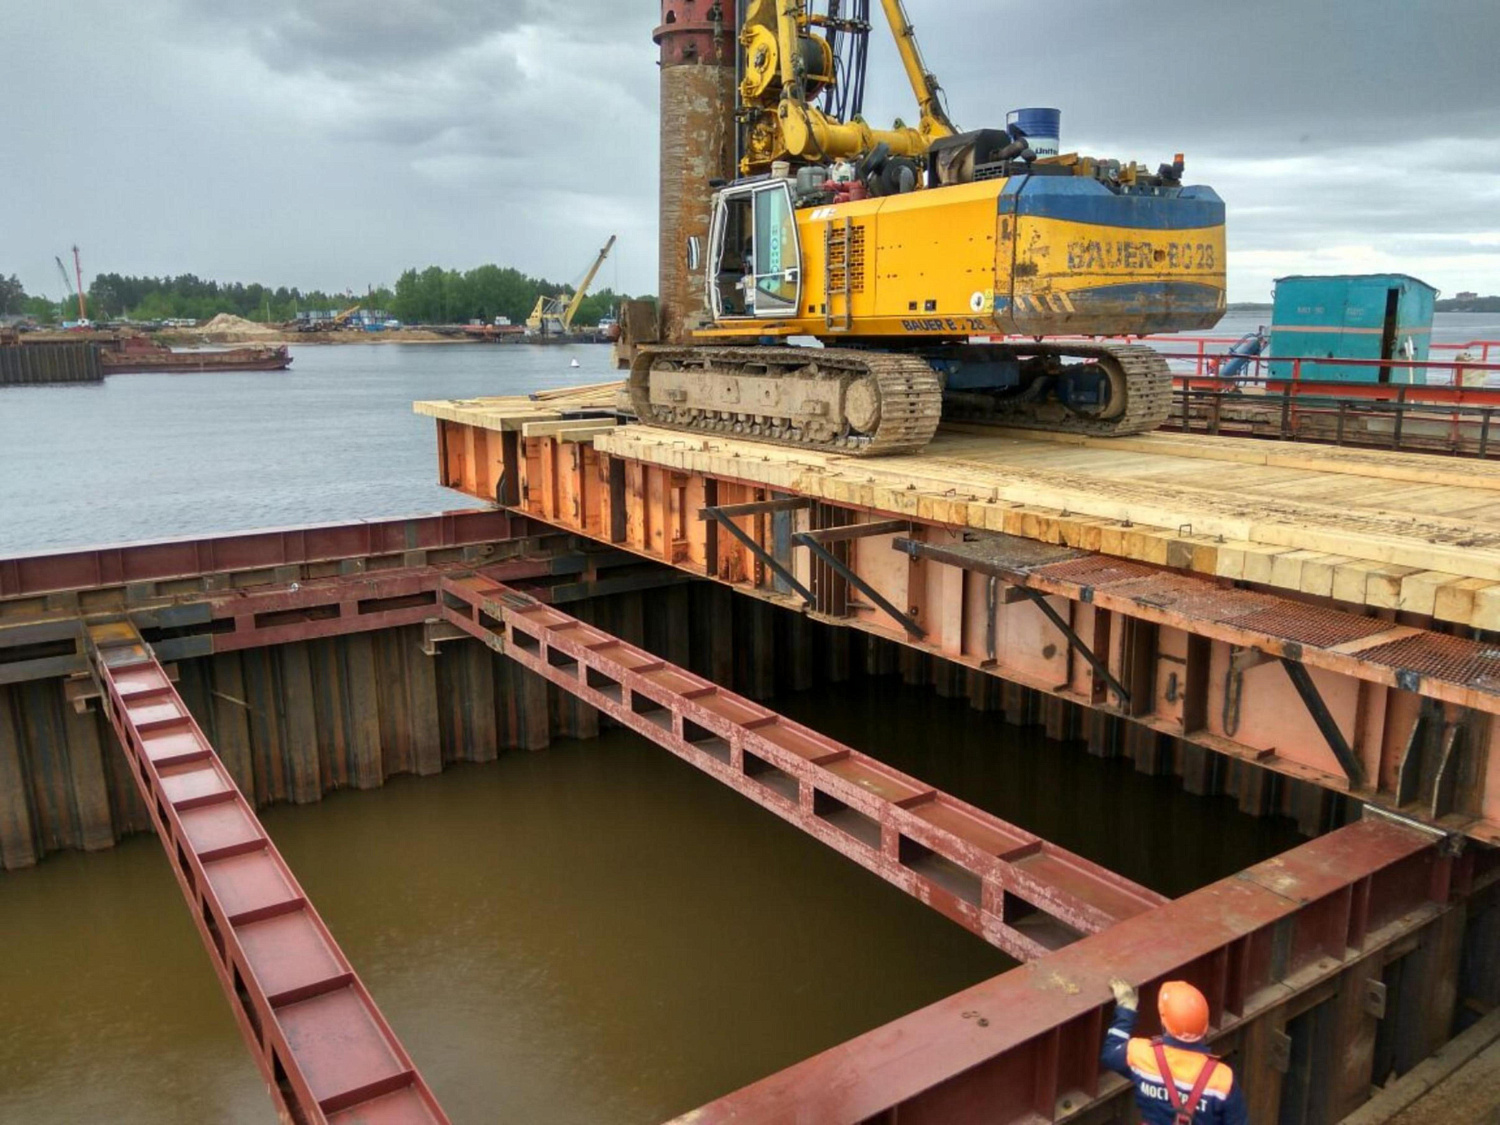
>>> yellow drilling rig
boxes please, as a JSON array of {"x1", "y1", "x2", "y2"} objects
[{"x1": 633, "y1": 0, "x2": 1226, "y2": 455}]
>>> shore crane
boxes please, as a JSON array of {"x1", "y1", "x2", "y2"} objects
[
  {"x1": 54, "y1": 247, "x2": 89, "y2": 325},
  {"x1": 527, "y1": 235, "x2": 618, "y2": 338}
]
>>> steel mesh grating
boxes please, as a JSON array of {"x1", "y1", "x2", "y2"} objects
[
  {"x1": 1226, "y1": 604, "x2": 1396, "y2": 648},
  {"x1": 1035, "y1": 556, "x2": 1161, "y2": 587},
  {"x1": 1082, "y1": 574, "x2": 1222, "y2": 614},
  {"x1": 1044, "y1": 555, "x2": 1397, "y2": 649},
  {"x1": 993, "y1": 539, "x2": 1500, "y2": 702},
  {"x1": 1358, "y1": 632, "x2": 1500, "y2": 688}
]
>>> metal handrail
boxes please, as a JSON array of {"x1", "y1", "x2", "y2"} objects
[{"x1": 1166, "y1": 382, "x2": 1500, "y2": 458}]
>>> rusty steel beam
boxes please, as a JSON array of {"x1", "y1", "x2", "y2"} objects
[
  {"x1": 799, "y1": 519, "x2": 912, "y2": 544},
  {"x1": 172, "y1": 555, "x2": 680, "y2": 655},
  {"x1": 1, "y1": 519, "x2": 685, "y2": 682},
  {"x1": 84, "y1": 620, "x2": 447, "y2": 1125},
  {"x1": 438, "y1": 572, "x2": 1166, "y2": 960},
  {"x1": 671, "y1": 815, "x2": 1452, "y2": 1124},
  {"x1": 700, "y1": 498, "x2": 813, "y2": 520},
  {"x1": 190, "y1": 558, "x2": 558, "y2": 655},
  {"x1": 464, "y1": 422, "x2": 1500, "y2": 842},
  {"x1": 0, "y1": 509, "x2": 518, "y2": 601}
]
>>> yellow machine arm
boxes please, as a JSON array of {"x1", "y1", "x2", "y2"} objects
[
  {"x1": 877, "y1": 0, "x2": 954, "y2": 143},
  {"x1": 741, "y1": 0, "x2": 954, "y2": 173},
  {"x1": 562, "y1": 235, "x2": 617, "y2": 332}
]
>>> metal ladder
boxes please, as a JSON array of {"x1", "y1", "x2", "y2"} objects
[{"x1": 824, "y1": 218, "x2": 854, "y2": 333}]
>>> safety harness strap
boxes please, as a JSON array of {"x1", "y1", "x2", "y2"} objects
[{"x1": 1152, "y1": 1038, "x2": 1217, "y2": 1124}]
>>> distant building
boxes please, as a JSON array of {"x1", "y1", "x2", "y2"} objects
[{"x1": 1456, "y1": 291, "x2": 1479, "y2": 301}]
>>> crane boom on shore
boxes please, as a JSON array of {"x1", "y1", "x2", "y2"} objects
[
  {"x1": 562, "y1": 236, "x2": 617, "y2": 332},
  {"x1": 526, "y1": 235, "x2": 619, "y2": 337},
  {"x1": 54, "y1": 252, "x2": 88, "y2": 325},
  {"x1": 72, "y1": 246, "x2": 87, "y2": 323}
]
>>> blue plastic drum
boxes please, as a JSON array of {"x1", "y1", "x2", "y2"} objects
[{"x1": 1006, "y1": 107, "x2": 1061, "y2": 157}]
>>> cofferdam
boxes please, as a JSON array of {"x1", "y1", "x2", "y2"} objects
[{"x1": 0, "y1": 676, "x2": 1297, "y2": 1123}]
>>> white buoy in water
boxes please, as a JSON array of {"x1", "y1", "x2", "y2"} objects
[{"x1": 570, "y1": 359, "x2": 581, "y2": 368}]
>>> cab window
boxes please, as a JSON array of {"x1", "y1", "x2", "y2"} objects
[
  {"x1": 712, "y1": 194, "x2": 754, "y2": 317},
  {"x1": 752, "y1": 185, "x2": 798, "y2": 316},
  {"x1": 708, "y1": 183, "x2": 800, "y2": 320}
]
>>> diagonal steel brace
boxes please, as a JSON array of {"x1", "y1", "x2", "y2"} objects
[
  {"x1": 1280, "y1": 656, "x2": 1367, "y2": 789},
  {"x1": 1014, "y1": 586, "x2": 1131, "y2": 706},
  {"x1": 793, "y1": 532, "x2": 926, "y2": 638},
  {"x1": 701, "y1": 507, "x2": 816, "y2": 605}
]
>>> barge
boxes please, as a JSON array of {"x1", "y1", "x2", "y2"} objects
[{"x1": 99, "y1": 334, "x2": 292, "y2": 374}]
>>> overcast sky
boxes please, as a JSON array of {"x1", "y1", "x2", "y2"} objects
[{"x1": 5, "y1": 0, "x2": 1498, "y2": 304}]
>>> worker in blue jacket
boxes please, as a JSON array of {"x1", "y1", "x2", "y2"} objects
[{"x1": 1101, "y1": 977, "x2": 1248, "y2": 1125}]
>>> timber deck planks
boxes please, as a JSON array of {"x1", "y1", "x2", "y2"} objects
[
  {"x1": 414, "y1": 383, "x2": 622, "y2": 432},
  {"x1": 415, "y1": 388, "x2": 1500, "y2": 629}
]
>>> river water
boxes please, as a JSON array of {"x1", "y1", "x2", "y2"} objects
[
  {"x1": 1, "y1": 313, "x2": 1495, "y2": 556},
  {"x1": 0, "y1": 328, "x2": 1440, "y2": 1122}
]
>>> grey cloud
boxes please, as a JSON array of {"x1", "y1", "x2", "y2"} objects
[
  {"x1": 4, "y1": 0, "x2": 1498, "y2": 303},
  {"x1": 179, "y1": 0, "x2": 653, "y2": 76},
  {"x1": 1383, "y1": 236, "x2": 1500, "y2": 259},
  {"x1": 171, "y1": 1, "x2": 660, "y2": 159},
  {"x1": 1214, "y1": 139, "x2": 1500, "y2": 234},
  {"x1": 886, "y1": 0, "x2": 1500, "y2": 154}
]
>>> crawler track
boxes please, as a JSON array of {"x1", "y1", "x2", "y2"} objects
[
  {"x1": 629, "y1": 341, "x2": 1170, "y2": 456},
  {"x1": 630, "y1": 346, "x2": 943, "y2": 456},
  {"x1": 946, "y1": 342, "x2": 1174, "y2": 437}
]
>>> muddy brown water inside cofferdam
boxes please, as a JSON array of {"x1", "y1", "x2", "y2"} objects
[{"x1": 0, "y1": 678, "x2": 1300, "y2": 1125}]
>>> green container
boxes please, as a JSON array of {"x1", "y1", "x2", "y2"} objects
[{"x1": 1270, "y1": 274, "x2": 1437, "y2": 384}]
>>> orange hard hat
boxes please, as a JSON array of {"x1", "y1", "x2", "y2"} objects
[{"x1": 1158, "y1": 981, "x2": 1210, "y2": 1042}]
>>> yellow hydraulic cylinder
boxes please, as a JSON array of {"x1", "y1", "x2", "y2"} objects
[{"x1": 777, "y1": 101, "x2": 928, "y2": 160}]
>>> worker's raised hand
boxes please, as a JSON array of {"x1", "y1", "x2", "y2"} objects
[{"x1": 1108, "y1": 977, "x2": 1138, "y2": 1011}]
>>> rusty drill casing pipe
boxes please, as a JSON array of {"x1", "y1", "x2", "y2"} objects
[{"x1": 655, "y1": 1, "x2": 738, "y2": 345}]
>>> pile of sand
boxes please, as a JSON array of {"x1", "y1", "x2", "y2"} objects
[{"x1": 199, "y1": 313, "x2": 279, "y2": 336}]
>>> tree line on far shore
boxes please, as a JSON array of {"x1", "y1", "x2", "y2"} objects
[{"x1": 0, "y1": 266, "x2": 646, "y2": 327}]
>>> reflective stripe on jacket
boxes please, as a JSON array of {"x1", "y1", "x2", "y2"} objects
[{"x1": 1100, "y1": 1004, "x2": 1248, "y2": 1125}]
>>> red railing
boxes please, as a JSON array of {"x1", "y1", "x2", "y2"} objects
[
  {"x1": 1141, "y1": 335, "x2": 1500, "y2": 379},
  {"x1": 1157, "y1": 350, "x2": 1500, "y2": 457},
  {"x1": 975, "y1": 332, "x2": 1500, "y2": 456},
  {"x1": 975, "y1": 332, "x2": 1500, "y2": 385},
  {"x1": 1160, "y1": 348, "x2": 1500, "y2": 395}
]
